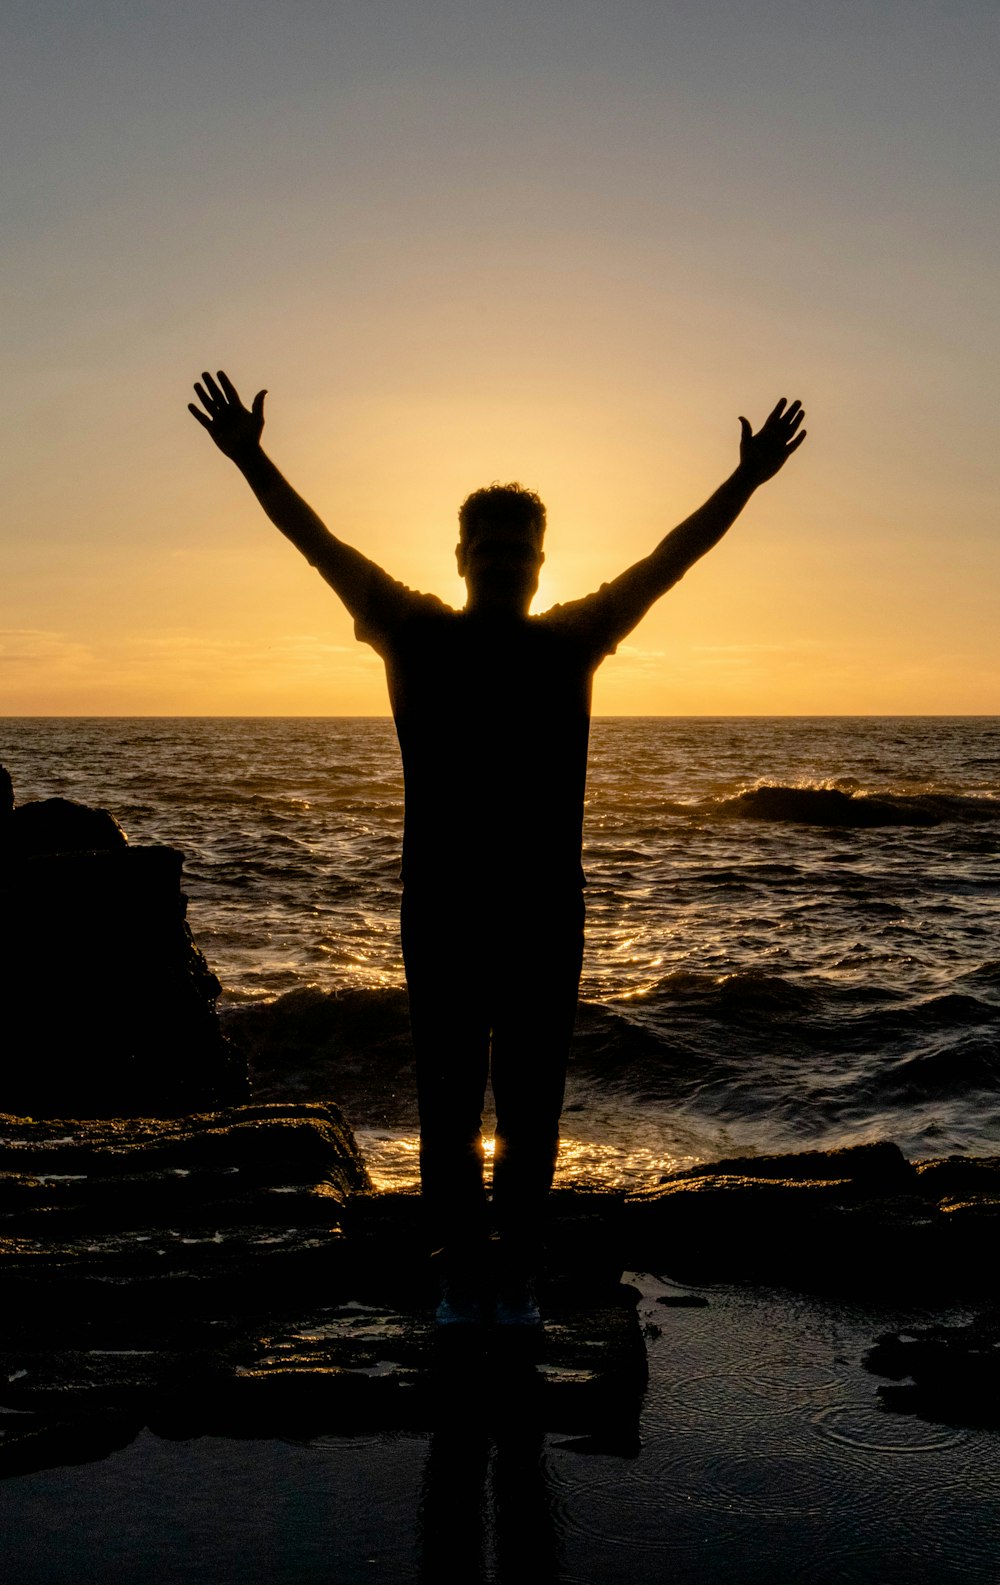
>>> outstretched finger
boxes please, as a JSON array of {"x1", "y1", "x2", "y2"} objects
[
  {"x1": 201, "y1": 371, "x2": 224, "y2": 405},
  {"x1": 193, "y1": 381, "x2": 214, "y2": 412},
  {"x1": 786, "y1": 407, "x2": 806, "y2": 434},
  {"x1": 785, "y1": 430, "x2": 807, "y2": 455},
  {"x1": 188, "y1": 403, "x2": 213, "y2": 430},
  {"x1": 217, "y1": 369, "x2": 241, "y2": 405},
  {"x1": 765, "y1": 397, "x2": 787, "y2": 424}
]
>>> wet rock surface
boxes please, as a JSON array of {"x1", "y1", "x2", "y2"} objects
[
  {"x1": 623, "y1": 1143, "x2": 1000, "y2": 1430},
  {"x1": 624, "y1": 1141, "x2": 1000, "y2": 1302},
  {"x1": 0, "y1": 1103, "x2": 369, "y2": 1332},
  {"x1": 2, "y1": 1121, "x2": 998, "y2": 1472},
  {"x1": 0, "y1": 771, "x2": 249, "y2": 1117},
  {"x1": 865, "y1": 1309, "x2": 1000, "y2": 1427},
  {"x1": 0, "y1": 1105, "x2": 645, "y2": 1477},
  {"x1": 0, "y1": 1286, "x2": 646, "y2": 1478}
]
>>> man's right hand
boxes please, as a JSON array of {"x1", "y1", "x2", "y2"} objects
[
  {"x1": 189, "y1": 370, "x2": 267, "y2": 462},
  {"x1": 186, "y1": 366, "x2": 395, "y2": 618}
]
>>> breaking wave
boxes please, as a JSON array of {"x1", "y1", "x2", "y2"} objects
[
  {"x1": 709, "y1": 783, "x2": 999, "y2": 827},
  {"x1": 221, "y1": 971, "x2": 1000, "y2": 1163}
]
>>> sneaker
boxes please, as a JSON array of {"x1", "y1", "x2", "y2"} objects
[
  {"x1": 435, "y1": 1276, "x2": 486, "y2": 1327},
  {"x1": 493, "y1": 1278, "x2": 542, "y2": 1329}
]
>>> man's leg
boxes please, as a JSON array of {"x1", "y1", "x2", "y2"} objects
[
  {"x1": 488, "y1": 890, "x2": 585, "y2": 1265},
  {"x1": 400, "y1": 889, "x2": 492, "y2": 1262}
]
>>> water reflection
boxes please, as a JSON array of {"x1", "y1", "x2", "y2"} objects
[
  {"x1": 417, "y1": 1340, "x2": 563, "y2": 1584},
  {"x1": 356, "y1": 1128, "x2": 690, "y2": 1193}
]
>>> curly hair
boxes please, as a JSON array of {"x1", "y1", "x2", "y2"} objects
[{"x1": 458, "y1": 482, "x2": 546, "y2": 545}]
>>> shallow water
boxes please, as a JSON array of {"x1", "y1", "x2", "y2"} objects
[{"x1": 3, "y1": 1280, "x2": 998, "y2": 1584}]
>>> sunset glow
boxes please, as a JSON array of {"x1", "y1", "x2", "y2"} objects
[{"x1": 2, "y1": 2, "x2": 997, "y2": 716}]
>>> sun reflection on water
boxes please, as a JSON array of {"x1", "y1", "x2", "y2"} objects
[{"x1": 353, "y1": 1128, "x2": 688, "y2": 1193}]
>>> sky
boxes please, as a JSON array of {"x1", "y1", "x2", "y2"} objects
[{"x1": 1, "y1": 0, "x2": 997, "y2": 715}]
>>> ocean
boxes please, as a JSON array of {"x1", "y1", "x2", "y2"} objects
[{"x1": 3, "y1": 717, "x2": 998, "y2": 1185}]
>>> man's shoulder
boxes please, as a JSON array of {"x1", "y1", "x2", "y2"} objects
[
  {"x1": 536, "y1": 586, "x2": 610, "y2": 620},
  {"x1": 533, "y1": 584, "x2": 625, "y2": 660},
  {"x1": 399, "y1": 586, "x2": 457, "y2": 621},
  {"x1": 355, "y1": 579, "x2": 457, "y2": 652}
]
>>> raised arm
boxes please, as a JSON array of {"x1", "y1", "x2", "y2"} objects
[
  {"x1": 188, "y1": 370, "x2": 389, "y2": 616},
  {"x1": 596, "y1": 398, "x2": 806, "y2": 638}
]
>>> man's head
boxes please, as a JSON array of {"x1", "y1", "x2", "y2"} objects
[{"x1": 456, "y1": 482, "x2": 546, "y2": 614}]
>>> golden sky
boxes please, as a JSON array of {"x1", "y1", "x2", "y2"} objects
[{"x1": 2, "y1": 1, "x2": 997, "y2": 715}]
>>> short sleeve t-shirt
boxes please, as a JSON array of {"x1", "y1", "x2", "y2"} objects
[{"x1": 354, "y1": 576, "x2": 631, "y2": 891}]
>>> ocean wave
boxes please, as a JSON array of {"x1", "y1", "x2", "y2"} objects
[
  {"x1": 222, "y1": 984, "x2": 411, "y2": 1053},
  {"x1": 961, "y1": 959, "x2": 1000, "y2": 993},
  {"x1": 223, "y1": 976, "x2": 998, "y2": 1061},
  {"x1": 609, "y1": 969, "x2": 820, "y2": 1015},
  {"x1": 217, "y1": 977, "x2": 1000, "y2": 1163},
  {"x1": 857, "y1": 1037, "x2": 1000, "y2": 1103},
  {"x1": 710, "y1": 783, "x2": 999, "y2": 827},
  {"x1": 846, "y1": 993, "x2": 1000, "y2": 1040}
]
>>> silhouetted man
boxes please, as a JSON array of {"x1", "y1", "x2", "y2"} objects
[{"x1": 190, "y1": 371, "x2": 806, "y2": 1324}]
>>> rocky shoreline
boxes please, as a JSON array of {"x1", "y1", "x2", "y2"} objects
[
  {"x1": 0, "y1": 1101, "x2": 647, "y2": 1477},
  {"x1": 1, "y1": 1104, "x2": 997, "y2": 1479},
  {"x1": 1, "y1": 771, "x2": 996, "y2": 1480}
]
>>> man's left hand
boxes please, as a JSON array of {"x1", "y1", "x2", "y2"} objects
[{"x1": 738, "y1": 398, "x2": 807, "y2": 484}]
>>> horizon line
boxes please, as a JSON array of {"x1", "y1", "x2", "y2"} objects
[{"x1": 3, "y1": 713, "x2": 998, "y2": 723}]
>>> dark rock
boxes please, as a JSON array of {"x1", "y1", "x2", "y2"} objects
[
  {"x1": 0, "y1": 1103, "x2": 371, "y2": 1334},
  {"x1": 5, "y1": 795, "x2": 127, "y2": 857},
  {"x1": 0, "y1": 835, "x2": 248, "y2": 1116},
  {"x1": 0, "y1": 766, "x2": 12, "y2": 819},
  {"x1": 625, "y1": 1142, "x2": 1000, "y2": 1296},
  {"x1": 0, "y1": 1094, "x2": 642, "y2": 1469},
  {"x1": 0, "y1": 1407, "x2": 142, "y2": 1479},
  {"x1": 865, "y1": 1309, "x2": 1000, "y2": 1427},
  {"x1": 546, "y1": 1188, "x2": 628, "y2": 1294},
  {"x1": 0, "y1": 1100, "x2": 369, "y2": 1191},
  {"x1": 626, "y1": 1172, "x2": 860, "y2": 1285},
  {"x1": 660, "y1": 1140, "x2": 915, "y2": 1192},
  {"x1": 0, "y1": 1223, "x2": 353, "y2": 1331},
  {"x1": 0, "y1": 1161, "x2": 646, "y2": 1474},
  {"x1": 914, "y1": 1155, "x2": 1000, "y2": 1197}
]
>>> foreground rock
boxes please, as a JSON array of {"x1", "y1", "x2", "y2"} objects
[
  {"x1": 0, "y1": 1284, "x2": 646, "y2": 1478},
  {"x1": 866, "y1": 1309, "x2": 1000, "y2": 1427},
  {"x1": 0, "y1": 1102, "x2": 369, "y2": 1326},
  {"x1": 0, "y1": 1105, "x2": 644, "y2": 1476},
  {"x1": 623, "y1": 1142, "x2": 1000, "y2": 1299},
  {"x1": 0, "y1": 772, "x2": 248, "y2": 1115},
  {"x1": 3, "y1": 1089, "x2": 998, "y2": 1467}
]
